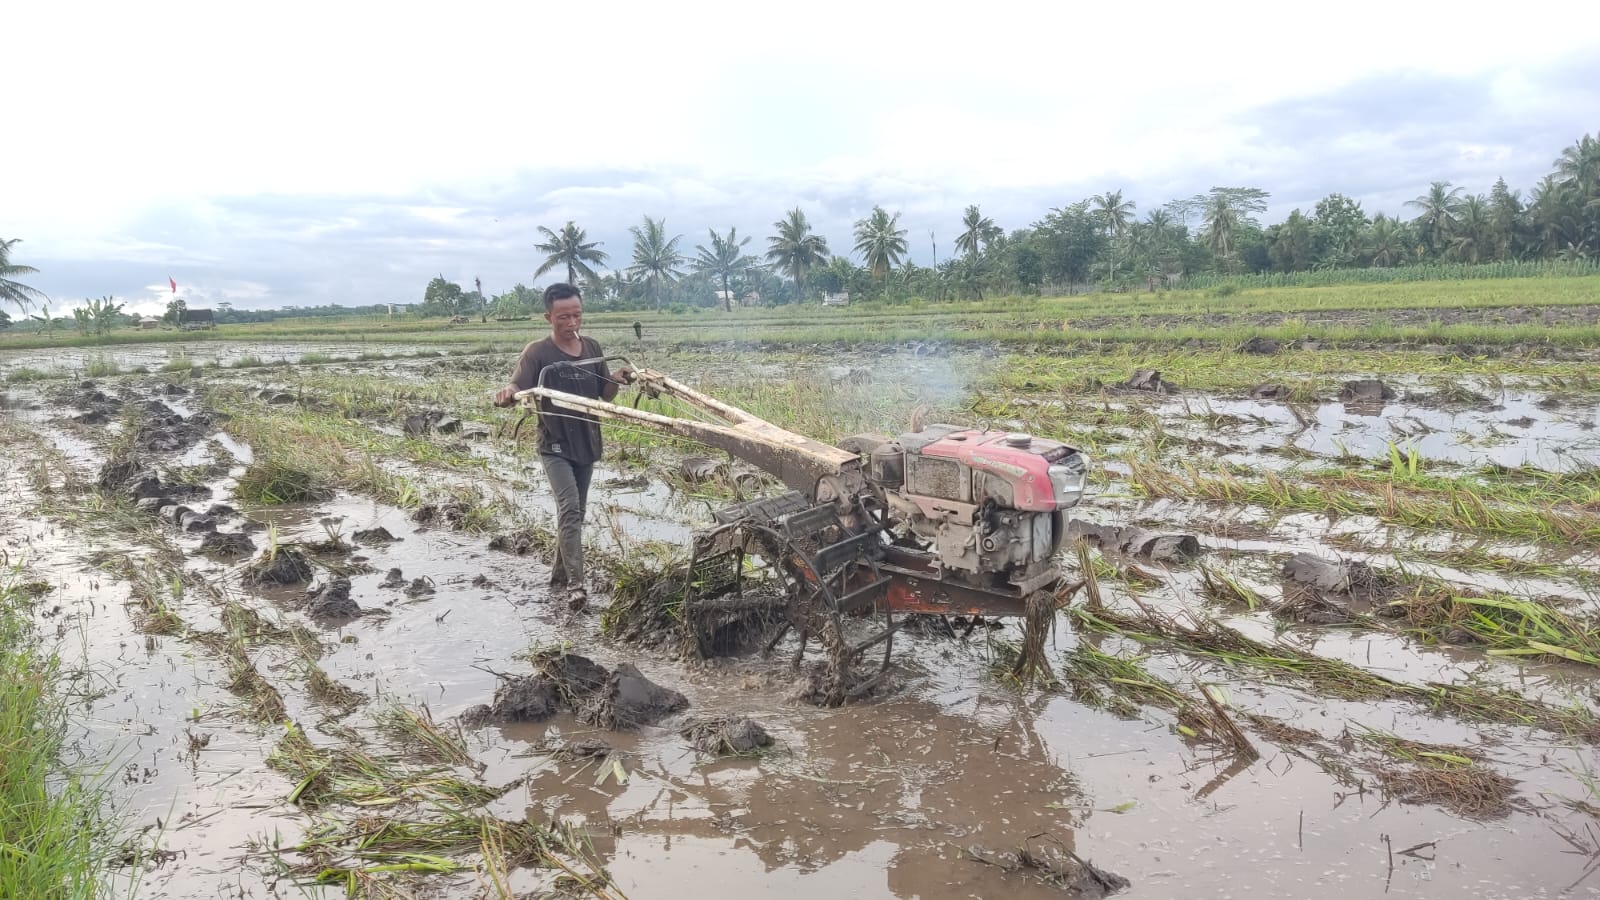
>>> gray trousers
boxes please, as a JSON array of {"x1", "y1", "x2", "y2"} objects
[{"x1": 540, "y1": 454, "x2": 594, "y2": 585}]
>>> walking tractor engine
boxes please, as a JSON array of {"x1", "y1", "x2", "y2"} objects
[{"x1": 845, "y1": 425, "x2": 1089, "y2": 596}]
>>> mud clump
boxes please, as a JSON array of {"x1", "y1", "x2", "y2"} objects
[
  {"x1": 1066, "y1": 520, "x2": 1202, "y2": 564},
  {"x1": 351, "y1": 527, "x2": 399, "y2": 545},
  {"x1": 1282, "y1": 552, "x2": 1386, "y2": 597},
  {"x1": 680, "y1": 715, "x2": 772, "y2": 755},
  {"x1": 790, "y1": 662, "x2": 888, "y2": 708},
  {"x1": 1277, "y1": 552, "x2": 1393, "y2": 624},
  {"x1": 402, "y1": 410, "x2": 463, "y2": 437},
  {"x1": 411, "y1": 500, "x2": 470, "y2": 530},
  {"x1": 256, "y1": 389, "x2": 296, "y2": 405},
  {"x1": 535, "y1": 651, "x2": 612, "y2": 702},
  {"x1": 1123, "y1": 370, "x2": 1176, "y2": 394},
  {"x1": 379, "y1": 568, "x2": 406, "y2": 588},
  {"x1": 134, "y1": 496, "x2": 171, "y2": 517},
  {"x1": 1240, "y1": 336, "x2": 1281, "y2": 355},
  {"x1": 304, "y1": 578, "x2": 361, "y2": 619},
  {"x1": 1249, "y1": 383, "x2": 1293, "y2": 401},
  {"x1": 178, "y1": 511, "x2": 217, "y2": 534},
  {"x1": 487, "y1": 526, "x2": 551, "y2": 556},
  {"x1": 1339, "y1": 379, "x2": 1397, "y2": 402},
  {"x1": 96, "y1": 456, "x2": 145, "y2": 493},
  {"x1": 160, "y1": 504, "x2": 194, "y2": 525},
  {"x1": 577, "y1": 663, "x2": 689, "y2": 730},
  {"x1": 460, "y1": 677, "x2": 561, "y2": 727},
  {"x1": 206, "y1": 503, "x2": 237, "y2": 519},
  {"x1": 199, "y1": 531, "x2": 256, "y2": 557},
  {"x1": 131, "y1": 402, "x2": 214, "y2": 453},
  {"x1": 463, "y1": 652, "x2": 686, "y2": 730},
  {"x1": 243, "y1": 547, "x2": 315, "y2": 586}
]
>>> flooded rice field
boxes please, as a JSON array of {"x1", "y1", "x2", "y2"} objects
[{"x1": 5, "y1": 341, "x2": 1600, "y2": 899}]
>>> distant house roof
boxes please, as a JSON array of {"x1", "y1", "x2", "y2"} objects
[
  {"x1": 180, "y1": 308, "x2": 214, "y2": 323},
  {"x1": 139, "y1": 316, "x2": 161, "y2": 324}
]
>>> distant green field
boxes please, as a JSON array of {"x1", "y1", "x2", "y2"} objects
[{"x1": 3, "y1": 275, "x2": 1598, "y2": 354}]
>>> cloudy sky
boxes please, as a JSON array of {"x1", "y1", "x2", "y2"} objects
[{"x1": 7, "y1": 1, "x2": 1599, "y2": 314}]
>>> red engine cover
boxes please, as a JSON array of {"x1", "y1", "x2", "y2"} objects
[{"x1": 917, "y1": 430, "x2": 1074, "y2": 512}]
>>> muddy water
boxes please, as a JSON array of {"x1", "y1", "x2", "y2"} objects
[
  {"x1": 1169, "y1": 387, "x2": 1600, "y2": 471},
  {"x1": 9, "y1": 358, "x2": 1600, "y2": 899},
  {"x1": 0, "y1": 434, "x2": 322, "y2": 899},
  {"x1": 0, "y1": 340, "x2": 436, "y2": 376}
]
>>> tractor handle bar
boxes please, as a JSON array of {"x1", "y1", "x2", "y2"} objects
[{"x1": 513, "y1": 355, "x2": 636, "y2": 399}]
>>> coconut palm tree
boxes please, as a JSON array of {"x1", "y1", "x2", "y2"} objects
[
  {"x1": 1405, "y1": 181, "x2": 1464, "y2": 258},
  {"x1": 1449, "y1": 195, "x2": 1492, "y2": 263},
  {"x1": 0, "y1": 238, "x2": 46, "y2": 315},
  {"x1": 1093, "y1": 190, "x2": 1137, "y2": 281},
  {"x1": 954, "y1": 205, "x2": 1000, "y2": 260},
  {"x1": 1202, "y1": 195, "x2": 1241, "y2": 270},
  {"x1": 1366, "y1": 215, "x2": 1409, "y2": 267},
  {"x1": 693, "y1": 227, "x2": 758, "y2": 312},
  {"x1": 852, "y1": 206, "x2": 909, "y2": 284},
  {"x1": 766, "y1": 208, "x2": 830, "y2": 301},
  {"x1": 627, "y1": 217, "x2": 685, "y2": 311},
  {"x1": 533, "y1": 222, "x2": 609, "y2": 286},
  {"x1": 1555, "y1": 133, "x2": 1600, "y2": 195},
  {"x1": 1529, "y1": 175, "x2": 1582, "y2": 257}
]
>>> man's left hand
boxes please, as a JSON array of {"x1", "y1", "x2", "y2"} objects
[{"x1": 615, "y1": 366, "x2": 636, "y2": 385}]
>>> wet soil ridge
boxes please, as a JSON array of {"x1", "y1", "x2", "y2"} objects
[
  {"x1": 460, "y1": 651, "x2": 688, "y2": 731},
  {"x1": 1066, "y1": 521, "x2": 1202, "y2": 564},
  {"x1": 66, "y1": 381, "x2": 124, "y2": 424}
]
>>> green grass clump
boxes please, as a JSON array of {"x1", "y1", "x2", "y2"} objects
[
  {"x1": 83, "y1": 357, "x2": 120, "y2": 378},
  {"x1": 1394, "y1": 589, "x2": 1600, "y2": 666},
  {"x1": 229, "y1": 355, "x2": 266, "y2": 369},
  {"x1": 297, "y1": 352, "x2": 336, "y2": 365},
  {"x1": 236, "y1": 459, "x2": 336, "y2": 505},
  {"x1": 5, "y1": 367, "x2": 51, "y2": 384},
  {"x1": 1, "y1": 568, "x2": 115, "y2": 898}
]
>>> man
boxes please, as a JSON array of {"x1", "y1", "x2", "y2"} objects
[{"x1": 495, "y1": 283, "x2": 632, "y2": 610}]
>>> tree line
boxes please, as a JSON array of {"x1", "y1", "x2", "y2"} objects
[{"x1": 493, "y1": 129, "x2": 1599, "y2": 311}]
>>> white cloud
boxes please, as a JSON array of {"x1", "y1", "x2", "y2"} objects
[{"x1": 5, "y1": 0, "x2": 1598, "y2": 307}]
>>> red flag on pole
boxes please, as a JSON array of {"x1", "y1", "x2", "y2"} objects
[{"x1": 169, "y1": 276, "x2": 177, "y2": 294}]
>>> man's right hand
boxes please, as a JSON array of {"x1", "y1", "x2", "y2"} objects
[{"x1": 493, "y1": 386, "x2": 519, "y2": 408}]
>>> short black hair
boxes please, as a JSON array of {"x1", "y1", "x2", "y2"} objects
[{"x1": 543, "y1": 283, "x2": 582, "y2": 310}]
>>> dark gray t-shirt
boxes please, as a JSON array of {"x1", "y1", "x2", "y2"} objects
[{"x1": 508, "y1": 336, "x2": 610, "y2": 464}]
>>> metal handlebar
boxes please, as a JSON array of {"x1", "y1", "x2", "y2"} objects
[{"x1": 515, "y1": 354, "x2": 635, "y2": 398}]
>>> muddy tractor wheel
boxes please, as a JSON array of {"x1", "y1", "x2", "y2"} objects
[{"x1": 748, "y1": 523, "x2": 898, "y2": 707}]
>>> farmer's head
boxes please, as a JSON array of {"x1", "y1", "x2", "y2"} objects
[{"x1": 543, "y1": 283, "x2": 583, "y2": 340}]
